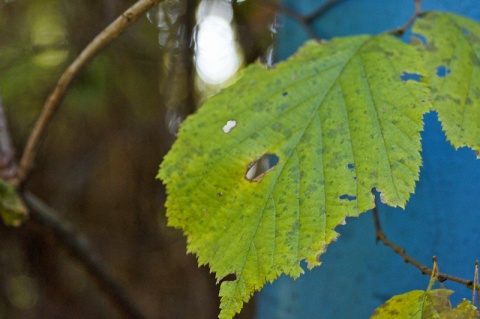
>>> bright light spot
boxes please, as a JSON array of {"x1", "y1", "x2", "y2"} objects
[
  {"x1": 197, "y1": 0, "x2": 233, "y2": 23},
  {"x1": 28, "y1": 8, "x2": 69, "y2": 68},
  {"x1": 30, "y1": 14, "x2": 67, "y2": 47},
  {"x1": 222, "y1": 120, "x2": 236, "y2": 133},
  {"x1": 194, "y1": 0, "x2": 243, "y2": 86},
  {"x1": 33, "y1": 49, "x2": 69, "y2": 68},
  {"x1": 147, "y1": 5, "x2": 170, "y2": 29}
]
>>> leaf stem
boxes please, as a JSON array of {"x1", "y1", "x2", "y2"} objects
[
  {"x1": 373, "y1": 207, "x2": 480, "y2": 291},
  {"x1": 16, "y1": 0, "x2": 162, "y2": 187}
]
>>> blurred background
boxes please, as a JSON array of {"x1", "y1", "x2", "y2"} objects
[
  {"x1": 0, "y1": 0, "x2": 278, "y2": 317},
  {"x1": 5, "y1": 1, "x2": 478, "y2": 318}
]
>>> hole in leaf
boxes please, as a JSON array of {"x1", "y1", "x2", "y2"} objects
[
  {"x1": 282, "y1": 91, "x2": 288, "y2": 97},
  {"x1": 400, "y1": 71, "x2": 421, "y2": 82},
  {"x1": 219, "y1": 273, "x2": 237, "y2": 285},
  {"x1": 411, "y1": 33, "x2": 427, "y2": 45},
  {"x1": 347, "y1": 163, "x2": 355, "y2": 170},
  {"x1": 339, "y1": 194, "x2": 356, "y2": 201},
  {"x1": 245, "y1": 153, "x2": 279, "y2": 182},
  {"x1": 436, "y1": 65, "x2": 451, "y2": 77},
  {"x1": 222, "y1": 120, "x2": 237, "y2": 133},
  {"x1": 462, "y1": 28, "x2": 469, "y2": 36}
]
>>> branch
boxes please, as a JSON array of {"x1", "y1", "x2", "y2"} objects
[
  {"x1": 1, "y1": 93, "x2": 146, "y2": 318},
  {"x1": 373, "y1": 207, "x2": 480, "y2": 291},
  {"x1": 16, "y1": 0, "x2": 162, "y2": 187},
  {"x1": 22, "y1": 192, "x2": 147, "y2": 319},
  {"x1": 0, "y1": 91, "x2": 18, "y2": 182},
  {"x1": 393, "y1": 0, "x2": 422, "y2": 36},
  {"x1": 304, "y1": 0, "x2": 346, "y2": 23},
  {"x1": 257, "y1": 0, "x2": 346, "y2": 41}
]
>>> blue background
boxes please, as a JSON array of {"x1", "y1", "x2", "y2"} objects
[{"x1": 256, "y1": 1, "x2": 480, "y2": 318}]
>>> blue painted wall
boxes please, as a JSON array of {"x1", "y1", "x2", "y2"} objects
[{"x1": 256, "y1": 1, "x2": 480, "y2": 318}]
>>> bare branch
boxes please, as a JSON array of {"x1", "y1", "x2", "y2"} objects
[
  {"x1": 22, "y1": 192, "x2": 147, "y2": 319},
  {"x1": 373, "y1": 207, "x2": 480, "y2": 291},
  {"x1": 304, "y1": 0, "x2": 346, "y2": 23},
  {"x1": 17, "y1": 0, "x2": 162, "y2": 187}
]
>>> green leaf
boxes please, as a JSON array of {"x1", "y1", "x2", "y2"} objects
[
  {"x1": 159, "y1": 33, "x2": 430, "y2": 318},
  {"x1": 0, "y1": 179, "x2": 28, "y2": 227},
  {"x1": 370, "y1": 289, "x2": 480, "y2": 319},
  {"x1": 413, "y1": 12, "x2": 480, "y2": 157}
]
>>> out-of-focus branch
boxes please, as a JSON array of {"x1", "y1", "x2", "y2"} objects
[
  {"x1": 373, "y1": 208, "x2": 480, "y2": 291},
  {"x1": 22, "y1": 192, "x2": 147, "y2": 319},
  {"x1": 1, "y1": 1, "x2": 162, "y2": 315},
  {"x1": 0, "y1": 91, "x2": 18, "y2": 182},
  {"x1": 17, "y1": 0, "x2": 162, "y2": 187},
  {"x1": 0, "y1": 94, "x2": 144, "y2": 318}
]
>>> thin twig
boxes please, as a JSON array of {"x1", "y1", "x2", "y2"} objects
[
  {"x1": 304, "y1": 0, "x2": 346, "y2": 23},
  {"x1": 393, "y1": 0, "x2": 422, "y2": 36},
  {"x1": 22, "y1": 191, "x2": 147, "y2": 319},
  {"x1": 257, "y1": 0, "x2": 346, "y2": 41},
  {"x1": 0, "y1": 91, "x2": 18, "y2": 182},
  {"x1": 373, "y1": 207, "x2": 480, "y2": 291},
  {"x1": 16, "y1": 0, "x2": 162, "y2": 187}
]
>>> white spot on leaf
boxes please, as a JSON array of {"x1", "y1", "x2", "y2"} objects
[{"x1": 222, "y1": 120, "x2": 236, "y2": 133}]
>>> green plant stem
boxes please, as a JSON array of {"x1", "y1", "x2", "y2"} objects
[
  {"x1": 16, "y1": 0, "x2": 162, "y2": 187},
  {"x1": 373, "y1": 207, "x2": 480, "y2": 291}
]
